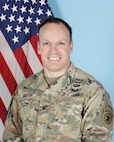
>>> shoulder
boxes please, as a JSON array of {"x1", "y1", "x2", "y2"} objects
[
  {"x1": 14, "y1": 70, "x2": 43, "y2": 96},
  {"x1": 20, "y1": 71, "x2": 42, "y2": 87},
  {"x1": 69, "y1": 62, "x2": 96, "y2": 80},
  {"x1": 70, "y1": 63, "x2": 110, "y2": 97}
]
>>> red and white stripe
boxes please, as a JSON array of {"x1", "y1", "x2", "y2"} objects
[{"x1": 0, "y1": 30, "x2": 42, "y2": 141}]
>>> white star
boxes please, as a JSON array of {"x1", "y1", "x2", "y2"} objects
[
  {"x1": 0, "y1": 13, "x2": 6, "y2": 21},
  {"x1": 8, "y1": 14, "x2": 15, "y2": 22},
  {"x1": 26, "y1": 16, "x2": 32, "y2": 24},
  {"x1": 23, "y1": 0, "x2": 29, "y2": 3},
  {"x1": 11, "y1": 5, "x2": 18, "y2": 13},
  {"x1": 5, "y1": 25, "x2": 12, "y2": 33},
  {"x1": 31, "y1": 0, "x2": 37, "y2": 4},
  {"x1": 20, "y1": 5, "x2": 27, "y2": 13},
  {"x1": 28, "y1": 7, "x2": 34, "y2": 15},
  {"x1": 35, "y1": 18, "x2": 41, "y2": 25},
  {"x1": 37, "y1": 8, "x2": 43, "y2": 16},
  {"x1": 17, "y1": 16, "x2": 24, "y2": 24},
  {"x1": 39, "y1": 0, "x2": 46, "y2": 6},
  {"x1": 12, "y1": 35, "x2": 19, "y2": 43},
  {"x1": 46, "y1": 9, "x2": 52, "y2": 17},
  {"x1": 23, "y1": 26, "x2": 30, "y2": 34},
  {"x1": 15, "y1": 25, "x2": 21, "y2": 33},
  {"x1": 2, "y1": 3, "x2": 9, "y2": 11}
]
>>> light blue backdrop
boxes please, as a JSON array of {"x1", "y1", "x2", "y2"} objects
[{"x1": 48, "y1": 0, "x2": 114, "y2": 141}]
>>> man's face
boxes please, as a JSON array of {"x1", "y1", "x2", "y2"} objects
[{"x1": 38, "y1": 23, "x2": 73, "y2": 77}]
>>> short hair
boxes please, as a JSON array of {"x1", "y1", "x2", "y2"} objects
[{"x1": 38, "y1": 17, "x2": 72, "y2": 41}]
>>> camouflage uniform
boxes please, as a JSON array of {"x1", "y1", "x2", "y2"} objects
[{"x1": 2, "y1": 63, "x2": 113, "y2": 142}]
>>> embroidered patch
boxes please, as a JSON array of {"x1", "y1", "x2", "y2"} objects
[{"x1": 102, "y1": 108, "x2": 113, "y2": 126}]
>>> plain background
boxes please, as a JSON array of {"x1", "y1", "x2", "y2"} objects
[{"x1": 48, "y1": 0, "x2": 114, "y2": 140}]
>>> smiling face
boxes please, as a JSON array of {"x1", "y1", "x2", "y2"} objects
[{"x1": 38, "y1": 23, "x2": 73, "y2": 77}]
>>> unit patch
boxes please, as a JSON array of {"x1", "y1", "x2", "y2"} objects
[{"x1": 102, "y1": 107, "x2": 113, "y2": 126}]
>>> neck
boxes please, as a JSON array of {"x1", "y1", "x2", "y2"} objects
[{"x1": 44, "y1": 70, "x2": 65, "y2": 78}]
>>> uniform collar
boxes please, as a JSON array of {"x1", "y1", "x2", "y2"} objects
[{"x1": 30, "y1": 62, "x2": 76, "y2": 92}]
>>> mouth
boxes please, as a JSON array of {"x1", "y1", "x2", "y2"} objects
[{"x1": 48, "y1": 57, "x2": 61, "y2": 61}]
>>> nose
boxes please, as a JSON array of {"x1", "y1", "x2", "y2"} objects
[{"x1": 49, "y1": 44, "x2": 58, "y2": 53}]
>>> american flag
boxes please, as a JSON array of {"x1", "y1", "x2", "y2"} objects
[{"x1": 0, "y1": 0, "x2": 53, "y2": 140}]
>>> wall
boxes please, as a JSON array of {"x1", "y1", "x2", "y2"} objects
[{"x1": 48, "y1": 0, "x2": 114, "y2": 140}]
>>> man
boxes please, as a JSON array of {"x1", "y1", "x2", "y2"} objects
[{"x1": 2, "y1": 17, "x2": 113, "y2": 142}]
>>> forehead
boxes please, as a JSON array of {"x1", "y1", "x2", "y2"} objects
[{"x1": 39, "y1": 23, "x2": 69, "y2": 34}]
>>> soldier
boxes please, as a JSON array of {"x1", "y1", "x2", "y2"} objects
[{"x1": 2, "y1": 17, "x2": 113, "y2": 142}]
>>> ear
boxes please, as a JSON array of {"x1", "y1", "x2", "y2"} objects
[{"x1": 70, "y1": 41, "x2": 73, "y2": 53}]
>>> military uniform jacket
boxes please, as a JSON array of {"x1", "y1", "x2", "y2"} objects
[{"x1": 2, "y1": 63, "x2": 113, "y2": 142}]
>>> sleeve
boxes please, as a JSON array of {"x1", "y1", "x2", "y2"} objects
[
  {"x1": 2, "y1": 91, "x2": 24, "y2": 142},
  {"x1": 81, "y1": 82, "x2": 113, "y2": 142}
]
